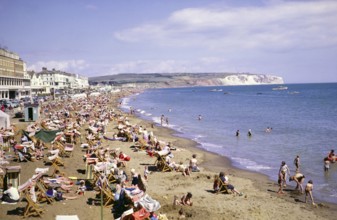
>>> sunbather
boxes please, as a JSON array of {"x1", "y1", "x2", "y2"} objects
[
  {"x1": 189, "y1": 154, "x2": 200, "y2": 172},
  {"x1": 219, "y1": 172, "x2": 243, "y2": 196}
]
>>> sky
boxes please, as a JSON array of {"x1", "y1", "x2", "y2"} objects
[{"x1": 0, "y1": 0, "x2": 337, "y2": 83}]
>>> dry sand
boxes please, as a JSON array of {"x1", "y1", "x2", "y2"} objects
[{"x1": 1, "y1": 93, "x2": 337, "y2": 220}]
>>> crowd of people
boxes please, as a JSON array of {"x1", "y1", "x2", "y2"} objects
[{"x1": 1, "y1": 92, "x2": 331, "y2": 219}]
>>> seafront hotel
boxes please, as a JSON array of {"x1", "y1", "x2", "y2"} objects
[
  {"x1": 0, "y1": 48, "x2": 30, "y2": 99},
  {"x1": 0, "y1": 48, "x2": 89, "y2": 99}
]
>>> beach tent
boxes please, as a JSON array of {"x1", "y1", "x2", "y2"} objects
[
  {"x1": 72, "y1": 93, "x2": 87, "y2": 99},
  {"x1": 23, "y1": 129, "x2": 61, "y2": 143},
  {"x1": 0, "y1": 110, "x2": 10, "y2": 129}
]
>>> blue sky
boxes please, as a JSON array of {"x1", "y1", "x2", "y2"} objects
[{"x1": 0, "y1": 0, "x2": 336, "y2": 83}]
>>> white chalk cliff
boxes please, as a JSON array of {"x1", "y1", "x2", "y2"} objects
[{"x1": 89, "y1": 73, "x2": 284, "y2": 88}]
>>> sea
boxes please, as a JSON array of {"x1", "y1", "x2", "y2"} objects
[{"x1": 121, "y1": 83, "x2": 337, "y2": 204}]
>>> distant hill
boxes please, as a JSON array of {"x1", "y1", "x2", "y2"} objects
[{"x1": 89, "y1": 72, "x2": 284, "y2": 88}]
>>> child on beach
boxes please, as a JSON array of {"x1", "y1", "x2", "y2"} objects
[
  {"x1": 144, "y1": 166, "x2": 150, "y2": 181},
  {"x1": 174, "y1": 192, "x2": 193, "y2": 206},
  {"x1": 305, "y1": 180, "x2": 316, "y2": 206},
  {"x1": 213, "y1": 175, "x2": 220, "y2": 192},
  {"x1": 76, "y1": 180, "x2": 86, "y2": 195}
]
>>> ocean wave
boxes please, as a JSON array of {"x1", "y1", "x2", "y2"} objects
[
  {"x1": 192, "y1": 134, "x2": 206, "y2": 142},
  {"x1": 232, "y1": 157, "x2": 272, "y2": 171},
  {"x1": 199, "y1": 142, "x2": 224, "y2": 150}
]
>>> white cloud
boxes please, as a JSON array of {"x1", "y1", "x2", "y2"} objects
[
  {"x1": 105, "y1": 57, "x2": 242, "y2": 75},
  {"x1": 114, "y1": 1, "x2": 337, "y2": 52},
  {"x1": 28, "y1": 60, "x2": 89, "y2": 73}
]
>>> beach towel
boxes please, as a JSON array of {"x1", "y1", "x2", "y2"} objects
[{"x1": 136, "y1": 194, "x2": 161, "y2": 212}]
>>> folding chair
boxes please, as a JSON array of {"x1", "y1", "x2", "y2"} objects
[
  {"x1": 134, "y1": 138, "x2": 148, "y2": 151},
  {"x1": 216, "y1": 177, "x2": 230, "y2": 194},
  {"x1": 36, "y1": 181, "x2": 55, "y2": 204},
  {"x1": 23, "y1": 191, "x2": 45, "y2": 218},
  {"x1": 154, "y1": 153, "x2": 173, "y2": 172},
  {"x1": 100, "y1": 186, "x2": 115, "y2": 207},
  {"x1": 107, "y1": 172, "x2": 117, "y2": 184},
  {"x1": 48, "y1": 152, "x2": 65, "y2": 167},
  {"x1": 55, "y1": 141, "x2": 74, "y2": 157}
]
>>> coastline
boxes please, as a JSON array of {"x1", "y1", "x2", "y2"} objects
[
  {"x1": 121, "y1": 90, "x2": 337, "y2": 220},
  {"x1": 1, "y1": 91, "x2": 336, "y2": 220}
]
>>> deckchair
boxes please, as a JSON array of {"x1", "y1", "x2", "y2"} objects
[
  {"x1": 48, "y1": 152, "x2": 65, "y2": 167},
  {"x1": 107, "y1": 172, "x2": 117, "y2": 184},
  {"x1": 23, "y1": 190, "x2": 45, "y2": 218},
  {"x1": 216, "y1": 177, "x2": 230, "y2": 194},
  {"x1": 100, "y1": 186, "x2": 115, "y2": 207},
  {"x1": 154, "y1": 153, "x2": 173, "y2": 172},
  {"x1": 134, "y1": 138, "x2": 148, "y2": 151},
  {"x1": 63, "y1": 143, "x2": 74, "y2": 157},
  {"x1": 51, "y1": 162, "x2": 66, "y2": 177},
  {"x1": 36, "y1": 181, "x2": 55, "y2": 204},
  {"x1": 54, "y1": 141, "x2": 74, "y2": 157}
]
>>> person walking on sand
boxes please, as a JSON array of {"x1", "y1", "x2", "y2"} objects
[
  {"x1": 294, "y1": 155, "x2": 300, "y2": 172},
  {"x1": 305, "y1": 180, "x2": 316, "y2": 206},
  {"x1": 236, "y1": 130, "x2": 240, "y2": 137}
]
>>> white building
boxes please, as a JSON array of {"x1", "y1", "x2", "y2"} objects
[
  {"x1": 0, "y1": 48, "x2": 30, "y2": 99},
  {"x1": 29, "y1": 67, "x2": 89, "y2": 95}
]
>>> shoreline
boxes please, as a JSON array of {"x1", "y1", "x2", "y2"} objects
[
  {"x1": 121, "y1": 91, "x2": 337, "y2": 219},
  {"x1": 1, "y1": 91, "x2": 336, "y2": 220}
]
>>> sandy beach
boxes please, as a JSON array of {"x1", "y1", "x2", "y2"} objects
[{"x1": 1, "y1": 91, "x2": 337, "y2": 220}]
